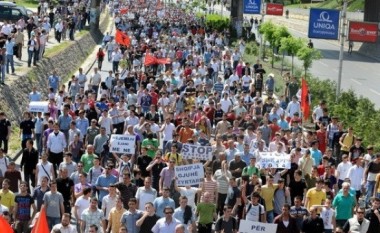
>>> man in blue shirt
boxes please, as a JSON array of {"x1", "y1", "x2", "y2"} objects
[
  {"x1": 5, "y1": 37, "x2": 15, "y2": 75},
  {"x1": 48, "y1": 70, "x2": 61, "y2": 93},
  {"x1": 153, "y1": 187, "x2": 175, "y2": 218},
  {"x1": 95, "y1": 164, "x2": 117, "y2": 207},
  {"x1": 121, "y1": 198, "x2": 143, "y2": 233},
  {"x1": 310, "y1": 140, "x2": 323, "y2": 165}
]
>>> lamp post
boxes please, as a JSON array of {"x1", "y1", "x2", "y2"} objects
[
  {"x1": 336, "y1": 0, "x2": 348, "y2": 101},
  {"x1": 259, "y1": 0, "x2": 265, "y2": 60}
]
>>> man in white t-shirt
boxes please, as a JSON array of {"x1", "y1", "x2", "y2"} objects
[
  {"x1": 74, "y1": 187, "x2": 92, "y2": 228},
  {"x1": 243, "y1": 192, "x2": 266, "y2": 222},
  {"x1": 135, "y1": 177, "x2": 157, "y2": 211},
  {"x1": 0, "y1": 148, "x2": 9, "y2": 179},
  {"x1": 160, "y1": 118, "x2": 176, "y2": 153},
  {"x1": 220, "y1": 93, "x2": 233, "y2": 113}
]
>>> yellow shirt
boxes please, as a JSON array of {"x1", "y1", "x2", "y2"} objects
[
  {"x1": 108, "y1": 207, "x2": 126, "y2": 233},
  {"x1": 0, "y1": 189, "x2": 15, "y2": 209},
  {"x1": 306, "y1": 187, "x2": 326, "y2": 211},
  {"x1": 376, "y1": 174, "x2": 380, "y2": 193},
  {"x1": 260, "y1": 184, "x2": 278, "y2": 211},
  {"x1": 164, "y1": 152, "x2": 183, "y2": 166}
]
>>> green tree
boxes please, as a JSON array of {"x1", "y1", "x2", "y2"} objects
[
  {"x1": 279, "y1": 36, "x2": 304, "y2": 75},
  {"x1": 296, "y1": 46, "x2": 322, "y2": 76},
  {"x1": 272, "y1": 26, "x2": 290, "y2": 68},
  {"x1": 259, "y1": 21, "x2": 276, "y2": 61}
]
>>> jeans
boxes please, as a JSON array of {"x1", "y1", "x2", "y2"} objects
[
  {"x1": 24, "y1": 170, "x2": 36, "y2": 188},
  {"x1": 0, "y1": 137, "x2": 8, "y2": 154},
  {"x1": 6, "y1": 54, "x2": 15, "y2": 73},
  {"x1": 366, "y1": 180, "x2": 376, "y2": 206},
  {"x1": 47, "y1": 216, "x2": 61, "y2": 231},
  {"x1": 0, "y1": 64, "x2": 5, "y2": 83},
  {"x1": 112, "y1": 61, "x2": 119, "y2": 73},
  {"x1": 36, "y1": 133, "x2": 42, "y2": 154},
  {"x1": 266, "y1": 210, "x2": 274, "y2": 223},
  {"x1": 27, "y1": 50, "x2": 34, "y2": 66}
]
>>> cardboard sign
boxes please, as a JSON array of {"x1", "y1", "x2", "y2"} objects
[
  {"x1": 181, "y1": 144, "x2": 213, "y2": 160},
  {"x1": 29, "y1": 101, "x2": 49, "y2": 113},
  {"x1": 175, "y1": 163, "x2": 204, "y2": 186},
  {"x1": 348, "y1": 21, "x2": 378, "y2": 43},
  {"x1": 110, "y1": 134, "x2": 136, "y2": 154},
  {"x1": 308, "y1": 8, "x2": 340, "y2": 40},
  {"x1": 239, "y1": 220, "x2": 278, "y2": 233},
  {"x1": 257, "y1": 152, "x2": 291, "y2": 169}
]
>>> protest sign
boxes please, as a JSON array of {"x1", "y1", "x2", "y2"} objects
[
  {"x1": 257, "y1": 152, "x2": 291, "y2": 169},
  {"x1": 239, "y1": 220, "x2": 278, "y2": 233},
  {"x1": 29, "y1": 101, "x2": 49, "y2": 113},
  {"x1": 110, "y1": 134, "x2": 136, "y2": 154},
  {"x1": 181, "y1": 144, "x2": 213, "y2": 160},
  {"x1": 175, "y1": 163, "x2": 204, "y2": 186}
]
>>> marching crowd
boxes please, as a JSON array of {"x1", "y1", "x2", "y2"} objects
[{"x1": 0, "y1": 0, "x2": 380, "y2": 233}]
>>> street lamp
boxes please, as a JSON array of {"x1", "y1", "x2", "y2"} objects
[
  {"x1": 259, "y1": 0, "x2": 265, "y2": 60},
  {"x1": 336, "y1": 0, "x2": 347, "y2": 101}
]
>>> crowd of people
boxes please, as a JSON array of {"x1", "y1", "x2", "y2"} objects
[
  {"x1": 0, "y1": 0, "x2": 380, "y2": 233},
  {"x1": 0, "y1": 0, "x2": 94, "y2": 84}
]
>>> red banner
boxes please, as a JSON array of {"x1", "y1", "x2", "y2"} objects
[
  {"x1": 348, "y1": 21, "x2": 378, "y2": 43},
  {"x1": 266, "y1": 3, "x2": 284, "y2": 16},
  {"x1": 115, "y1": 30, "x2": 131, "y2": 47}
]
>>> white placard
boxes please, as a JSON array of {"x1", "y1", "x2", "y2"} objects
[
  {"x1": 181, "y1": 144, "x2": 213, "y2": 161},
  {"x1": 110, "y1": 134, "x2": 136, "y2": 154},
  {"x1": 28, "y1": 101, "x2": 49, "y2": 113},
  {"x1": 175, "y1": 163, "x2": 204, "y2": 186},
  {"x1": 257, "y1": 152, "x2": 291, "y2": 169},
  {"x1": 239, "y1": 219, "x2": 278, "y2": 233}
]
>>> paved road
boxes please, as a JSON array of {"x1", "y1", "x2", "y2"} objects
[{"x1": 212, "y1": 5, "x2": 380, "y2": 108}]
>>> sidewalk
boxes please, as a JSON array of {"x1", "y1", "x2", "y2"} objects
[{"x1": 10, "y1": 13, "x2": 114, "y2": 164}]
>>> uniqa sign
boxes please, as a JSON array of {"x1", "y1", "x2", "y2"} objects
[
  {"x1": 243, "y1": 0, "x2": 261, "y2": 14},
  {"x1": 308, "y1": 8, "x2": 340, "y2": 40}
]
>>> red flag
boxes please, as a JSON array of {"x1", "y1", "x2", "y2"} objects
[
  {"x1": 120, "y1": 8, "x2": 128, "y2": 14},
  {"x1": 144, "y1": 53, "x2": 157, "y2": 66},
  {"x1": 301, "y1": 78, "x2": 310, "y2": 121},
  {"x1": 156, "y1": 57, "x2": 172, "y2": 65},
  {"x1": 115, "y1": 30, "x2": 131, "y2": 47},
  {"x1": 0, "y1": 216, "x2": 13, "y2": 233},
  {"x1": 31, "y1": 206, "x2": 50, "y2": 233}
]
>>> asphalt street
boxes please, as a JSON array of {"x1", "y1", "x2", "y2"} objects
[{"x1": 212, "y1": 5, "x2": 380, "y2": 108}]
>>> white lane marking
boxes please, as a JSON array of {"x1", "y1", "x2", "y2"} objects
[
  {"x1": 370, "y1": 89, "x2": 380, "y2": 96},
  {"x1": 350, "y1": 79, "x2": 362, "y2": 85},
  {"x1": 319, "y1": 61, "x2": 328, "y2": 67}
]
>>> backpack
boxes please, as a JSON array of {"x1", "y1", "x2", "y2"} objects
[
  {"x1": 216, "y1": 215, "x2": 237, "y2": 231},
  {"x1": 245, "y1": 203, "x2": 263, "y2": 222}
]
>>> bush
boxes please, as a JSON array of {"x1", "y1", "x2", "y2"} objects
[
  {"x1": 204, "y1": 14, "x2": 230, "y2": 32},
  {"x1": 306, "y1": 77, "x2": 380, "y2": 150}
]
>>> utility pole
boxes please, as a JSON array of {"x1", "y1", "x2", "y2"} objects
[
  {"x1": 336, "y1": 0, "x2": 347, "y2": 101},
  {"x1": 258, "y1": 0, "x2": 265, "y2": 60},
  {"x1": 90, "y1": 0, "x2": 101, "y2": 31}
]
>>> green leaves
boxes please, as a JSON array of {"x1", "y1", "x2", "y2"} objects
[{"x1": 296, "y1": 46, "x2": 322, "y2": 76}]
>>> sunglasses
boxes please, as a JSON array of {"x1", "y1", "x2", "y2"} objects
[{"x1": 165, "y1": 212, "x2": 173, "y2": 214}]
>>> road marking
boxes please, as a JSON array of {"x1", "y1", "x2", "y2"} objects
[
  {"x1": 370, "y1": 89, "x2": 380, "y2": 96},
  {"x1": 350, "y1": 79, "x2": 362, "y2": 85},
  {"x1": 319, "y1": 61, "x2": 328, "y2": 67}
]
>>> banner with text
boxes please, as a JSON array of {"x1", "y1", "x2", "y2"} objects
[
  {"x1": 110, "y1": 134, "x2": 136, "y2": 154},
  {"x1": 308, "y1": 8, "x2": 340, "y2": 40},
  {"x1": 243, "y1": 0, "x2": 261, "y2": 14},
  {"x1": 175, "y1": 163, "x2": 204, "y2": 186},
  {"x1": 257, "y1": 152, "x2": 291, "y2": 169},
  {"x1": 266, "y1": 3, "x2": 284, "y2": 16},
  {"x1": 239, "y1": 220, "x2": 278, "y2": 233},
  {"x1": 348, "y1": 21, "x2": 379, "y2": 43},
  {"x1": 181, "y1": 144, "x2": 213, "y2": 160},
  {"x1": 29, "y1": 101, "x2": 49, "y2": 113}
]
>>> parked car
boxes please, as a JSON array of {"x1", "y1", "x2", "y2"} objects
[{"x1": 0, "y1": 2, "x2": 34, "y2": 23}]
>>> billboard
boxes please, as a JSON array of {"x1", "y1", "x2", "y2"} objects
[
  {"x1": 266, "y1": 3, "x2": 284, "y2": 16},
  {"x1": 348, "y1": 21, "x2": 379, "y2": 43},
  {"x1": 243, "y1": 0, "x2": 261, "y2": 14},
  {"x1": 308, "y1": 8, "x2": 340, "y2": 40}
]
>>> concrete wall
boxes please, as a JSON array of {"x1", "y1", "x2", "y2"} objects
[{"x1": 0, "y1": 13, "x2": 110, "y2": 124}]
